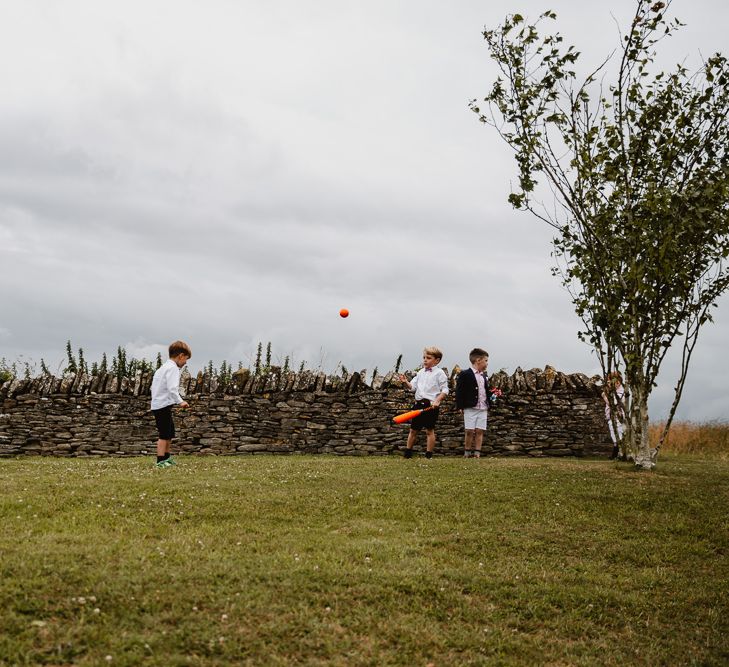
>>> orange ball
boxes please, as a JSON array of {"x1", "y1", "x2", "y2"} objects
[{"x1": 339, "y1": 308, "x2": 349, "y2": 318}]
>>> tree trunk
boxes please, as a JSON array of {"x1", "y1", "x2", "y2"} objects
[{"x1": 630, "y1": 383, "x2": 655, "y2": 470}]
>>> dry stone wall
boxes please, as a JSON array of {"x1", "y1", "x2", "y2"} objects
[{"x1": 0, "y1": 366, "x2": 612, "y2": 458}]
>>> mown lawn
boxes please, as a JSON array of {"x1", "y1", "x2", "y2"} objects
[{"x1": 0, "y1": 454, "x2": 727, "y2": 666}]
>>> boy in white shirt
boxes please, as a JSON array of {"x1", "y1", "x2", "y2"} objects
[
  {"x1": 151, "y1": 340, "x2": 191, "y2": 468},
  {"x1": 399, "y1": 346, "x2": 449, "y2": 459}
]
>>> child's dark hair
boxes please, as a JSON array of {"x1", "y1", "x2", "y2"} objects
[
  {"x1": 469, "y1": 348, "x2": 489, "y2": 364},
  {"x1": 169, "y1": 340, "x2": 192, "y2": 359}
]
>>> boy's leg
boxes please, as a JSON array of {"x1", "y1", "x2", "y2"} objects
[
  {"x1": 404, "y1": 429, "x2": 418, "y2": 458},
  {"x1": 464, "y1": 429, "x2": 474, "y2": 457},
  {"x1": 154, "y1": 406, "x2": 175, "y2": 465},
  {"x1": 164, "y1": 411, "x2": 176, "y2": 462},
  {"x1": 473, "y1": 429, "x2": 484, "y2": 458},
  {"x1": 156, "y1": 439, "x2": 169, "y2": 458},
  {"x1": 164, "y1": 441, "x2": 177, "y2": 464},
  {"x1": 425, "y1": 429, "x2": 435, "y2": 458},
  {"x1": 157, "y1": 439, "x2": 173, "y2": 463},
  {"x1": 164, "y1": 441, "x2": 176, "y2": 462},
  {"x1": 608, "y1": 420, "x2": 619, "y2": 459}
]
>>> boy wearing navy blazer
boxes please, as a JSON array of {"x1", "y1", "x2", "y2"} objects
[{"x1": 455, "y1": 348, "x2": 490, "y2": 458}]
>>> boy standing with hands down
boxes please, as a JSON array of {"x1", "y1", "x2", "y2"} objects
[
  {"x1": 399, "y1": 347, "x2": 449, "y2": 459},
  {"x1": 151, "y1": 340, "x2": 191, "y2": 468},
  {"x1": 455, "y1": 348, "x2": 491, "y2": 458}
]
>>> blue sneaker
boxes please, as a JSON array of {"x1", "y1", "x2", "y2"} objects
[{"x1": 155, "y1": 460, "x2": 172, "y2": 468}]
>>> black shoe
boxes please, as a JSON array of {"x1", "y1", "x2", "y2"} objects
[
  {"x1": 425, "y1": 451, "x2": 433, "y2": 459},
  {"x1": 403, "y1": 449, "x2": 413, "y2": 459}
]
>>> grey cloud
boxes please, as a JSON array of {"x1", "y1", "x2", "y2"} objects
[{"x1": 1, "y1": 0, "x2": 727, "y2": 421}]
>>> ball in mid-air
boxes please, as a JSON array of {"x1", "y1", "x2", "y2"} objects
[{"x1": 339, "y1": 308, "x2": 349, "y2": 318}]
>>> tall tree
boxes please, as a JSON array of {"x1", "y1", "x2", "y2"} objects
[{"x1": 472, "y1": 0, "x2": 729, "y2": 468}]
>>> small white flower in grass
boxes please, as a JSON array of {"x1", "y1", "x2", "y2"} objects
[
  {"x1": 30, "y1": 620, "x2": 46, "y2": 627},
  {"x1": 93, "y1": 608, "x2": 101, "y2": 614},
  {"x1": 221, "y1": 614, "x2": 228, "y2": 621},
  {"x1": 364, "y1": 557, "x2": 371, "y2": 563},
  {"x1": 192, "y1": 606, "x2": 198, "y2": 612},
  {"x1": 78, "y1": 597, "x2": 87, "y2": 605},
  {"x1": 105, "y1": 656, "x2": 113, "y2": 662},
  {"x1": 325, "y1": 606, "x2": 331, "y2": 612}
]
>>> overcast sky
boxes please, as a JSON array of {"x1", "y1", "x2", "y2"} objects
[{"x1": 1, "y1": 0, "x2": 727, "y2": 422}]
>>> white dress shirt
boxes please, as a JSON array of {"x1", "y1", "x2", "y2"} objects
[
  {"x1": 410, "y1": 366, "x2": 449, "y2": 402},
  {"x1": 151, "y1": 359, "x2": 183, "y2": 410}
]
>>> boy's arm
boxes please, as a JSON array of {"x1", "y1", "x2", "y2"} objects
[
  {"x1": 454, "y1": 371, "x2": 465, "y2": 409},
  {"x1": 433, "y1": 370, "x2": 449, "y2": 406},
  {"x1": 485, "y1": 374, "x2": 494, "y2": 406},
  {"x1": 167, "y1": 368, "x2": 188, "y2": 408},
  {"x1": 399, "y1": 373, "x2": 416, "y2": 392}
]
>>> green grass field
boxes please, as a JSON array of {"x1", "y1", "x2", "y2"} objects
[{"x1": 1, "y1": 454, "x2": 727, "y2": 666}]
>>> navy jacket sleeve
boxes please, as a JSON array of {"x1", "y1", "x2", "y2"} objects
[{"x1": 455, "y1": 370, "x2": 472, "y2": 410}]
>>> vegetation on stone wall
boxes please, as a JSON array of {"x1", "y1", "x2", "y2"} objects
[{"x1": 0, "y1": 342, "x2": 408, "y2": 389}]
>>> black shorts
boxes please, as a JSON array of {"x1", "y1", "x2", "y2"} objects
[
  {"x1": 410, "y1": 399, "x2": 439, "y2": 431},
  {"x1": 153, "y1": 405, "x2": 175, "y2": 440}
]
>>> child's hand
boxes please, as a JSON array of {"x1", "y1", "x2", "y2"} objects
[{"x1": 179, "y1": 401, "x2": 190, "y2": 409}]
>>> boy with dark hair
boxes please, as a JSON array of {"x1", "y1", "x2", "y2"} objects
[
  {"x1": 151, "y1": 340, "x2": 191, "y2": 468},
  {"x1": 455, "y1": 348, "x2": 491, "y2": 458}
]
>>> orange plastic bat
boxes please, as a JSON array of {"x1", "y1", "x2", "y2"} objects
[{"x1": 393, "y1": 406, "x2": 435, "y2": 424}]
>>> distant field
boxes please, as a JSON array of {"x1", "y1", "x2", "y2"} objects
[
  {"x1": 650, "y1": 420, "x2": 729, "y2": 457},
  {"x1": 1, "y1": 455, "x2": 727, "y2": 666}
]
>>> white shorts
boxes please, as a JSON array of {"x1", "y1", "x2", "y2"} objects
[{"x1": 463, "y1": 407, "x2": 488, "y2": 431}]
